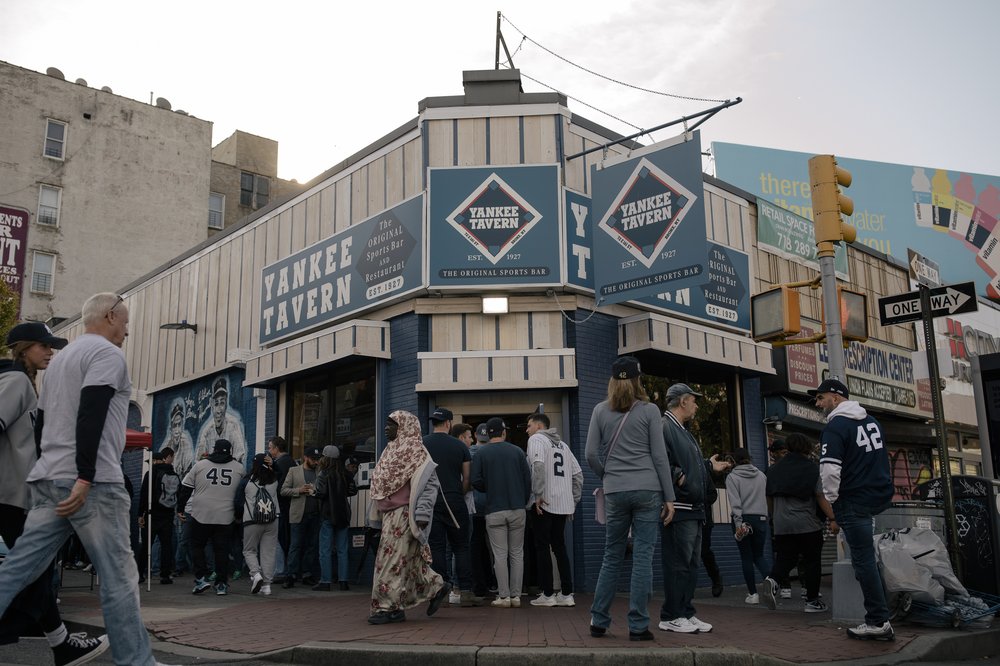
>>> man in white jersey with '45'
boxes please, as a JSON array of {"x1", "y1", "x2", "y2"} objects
[{"x1": 525, "y1": 411, "x2": 582, "y2": 608}]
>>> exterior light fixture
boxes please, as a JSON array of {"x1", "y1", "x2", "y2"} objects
[
  {"x1": 482, "y1": 296, "x2": 508, "y2": 314},
  {"x1": 159, "y1": 320, "x2": 198, "y2": 333}
]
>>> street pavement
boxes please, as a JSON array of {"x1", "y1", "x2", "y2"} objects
[{"x1": 4, "y1": 569, "x2": 998, "y2": 665}]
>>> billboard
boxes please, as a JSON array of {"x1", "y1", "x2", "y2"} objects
[
  {"x1": 0, "y1": 204, "x2": 30, "y2": 311},
  {"x1": 259, "y1": 194, "x2": 423, "y2": 345},
  {"x1": 428, "y1": 165, "x2": 561, "y2": 288},
  {"x1": 713, "y1": 142, "x2": 1000, "y2": 298},
  {"x1": 591, "y1": 132, "x2": 708, "y2": 305},
  {"x1": 564, "y1": 187, "x2": 751, "y2": 332}
]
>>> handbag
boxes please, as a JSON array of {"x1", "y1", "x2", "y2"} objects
[{"x1": 594, "y1": 402, "x2": 638, "y2": 525}]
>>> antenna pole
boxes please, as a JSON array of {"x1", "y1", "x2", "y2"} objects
[{"x1": 495, "y1": 11, "x2": 502, "y2": 69}]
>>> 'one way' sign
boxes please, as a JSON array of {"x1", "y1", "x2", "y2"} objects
[{"x1": 878, "y1": 281, "x2": 978, "y2": 326}]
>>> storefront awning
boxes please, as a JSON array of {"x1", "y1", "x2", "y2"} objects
[
  {"x1": 244, "y1": 319, "x2": 390, "y2": 387},
  {"x1": 618, "y1": 312, "x2": 775, "y2": 376}
]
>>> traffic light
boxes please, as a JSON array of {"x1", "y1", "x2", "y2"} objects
[
  {"x1": 809, "y1": 155, "x2": 857, "y2": 258},
  {"x1": 751, "y1": 285, "x2": 801, "y2": 342},
  {"x1": 820, "y1": 286, "x2": 868, "y2": 344}
]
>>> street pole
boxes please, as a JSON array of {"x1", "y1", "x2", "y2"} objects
[
  {"x1": 920, "y1": 284, "x2": 963, "y2": 579},
  {"x1": 819, "y1": 253, "x2": 846, "y2": 381}
]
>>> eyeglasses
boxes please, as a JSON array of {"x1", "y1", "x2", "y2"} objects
[{"x1": 106, "y1": 295, "x2": 124, "y2": 319}]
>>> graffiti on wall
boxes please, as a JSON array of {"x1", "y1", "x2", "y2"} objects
[{"x1": 889, "y1": 447, "x2": 933, "y2": 500}]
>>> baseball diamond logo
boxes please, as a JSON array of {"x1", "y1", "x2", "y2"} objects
[
  {"x1": 445, "y1": 173, "x2": 542, "y2": 265},
  {"x1": 597, "y1": 157, "x2": 697, "y2": 268}
]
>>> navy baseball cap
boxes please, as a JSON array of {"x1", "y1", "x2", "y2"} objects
[
  {"x1": 430, "y1": 406, "x2": 453, "y2": 422},
  {"x1": 5, "y1": 322, "x2": 68, "y2": 349},
  {"x1": 304, "y1": 446, "x2": 323, "y2": 459},
  {"x1": 808, "y1": 378, "x2": 849, "y2": 399},
  {"x1": 611, "y1": 356, "x2": 641, "y2": 380},
  {"x1": 475, "y1": 423, "x2": 489, "y2": 443}
]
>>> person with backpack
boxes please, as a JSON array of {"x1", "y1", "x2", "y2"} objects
[
  {"x1": 236, "y1": 453, "x2": 280, "y2": 595},
  {"x1": 312, "y1": 444, "x2": 358, "y2": 591},
  {"x1": 137, "y1": 447, "x2": 180, "y2": 584}
]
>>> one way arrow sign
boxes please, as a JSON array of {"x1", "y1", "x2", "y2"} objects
[{"x1": 878, "y1": 281, "x2": 978, "y2": 326}]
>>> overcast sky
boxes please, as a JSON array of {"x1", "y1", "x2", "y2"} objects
[{"x1": 3, "y1": 0, "x2": 997, "y2": 184}]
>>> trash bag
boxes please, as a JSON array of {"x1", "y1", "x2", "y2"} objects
[
  {"x1": 893, "y1": 528, "x2": 968, "y2": 598},
  {"x1": 877, "y1": 532, "x2": 945, "y2": 604}
]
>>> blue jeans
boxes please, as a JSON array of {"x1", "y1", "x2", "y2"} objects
[
  {"x1": 288, "y1": 513, "x2": 321, "y2": 579},
  {"x1": 590, "y1": 489, "x2": 662, "y2": 633},
  {"x1": 734, "y1": 514, "x2": 770, "y2": 594},
  {"x1": 835, "y1": 500, "x2": 890, "y2": 625},
  {"x1": 0, "y1": 480, "x2": 155, "y2": 666},
  {"x1": 319, "y1": 520, "x2": 349, "y2": 583},
  {"x1": 660, "y1": 518, "x2": 702, "y2": 621}
]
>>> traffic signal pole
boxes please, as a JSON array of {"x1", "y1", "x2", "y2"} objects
[{"x1": 819, "y1": 253, "x2": 847, "y2": 381}]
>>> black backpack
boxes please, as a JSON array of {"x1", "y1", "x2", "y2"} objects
[{"x1": 250, "y1": 483, "x2": 277, "y2": 524}]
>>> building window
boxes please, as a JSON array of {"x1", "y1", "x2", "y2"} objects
[
  {"x1": 44, "y1": 119, "x2": 66, "y2": 159},
  {"x1": 208, "y1": 192, "x2": 225, "y2": 229},
  {"x1": 31, "y1": 252, "x2": 56, "y2": 294},
  {"x1": 37, "y1": 185, "x2": 62, "y2": 226},
  {"x1": 240, "y1": 172, "x2": 270, "y2": 209}
]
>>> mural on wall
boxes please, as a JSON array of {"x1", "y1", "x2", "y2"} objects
[{"x1": 152, "y1": 369, "x2": 253, "y2": 478}]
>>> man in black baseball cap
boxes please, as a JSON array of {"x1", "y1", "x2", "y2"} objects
[
  {"x1": 610, "y1": 356, "x2": 641, "y2": 380},
  {"x1": 810, "y1": 376, "x2": 895, "y2": 641}
]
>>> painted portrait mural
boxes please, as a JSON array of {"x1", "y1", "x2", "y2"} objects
[{"x1": 152, "y1": 369, "x2": 256, "y2": 478}]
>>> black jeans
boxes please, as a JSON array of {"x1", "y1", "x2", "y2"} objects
[
  {"x1": 470, "y1": 514, "x2": 494, "y2": 596},
  {"x1": 532, "y1": 509, "x2": 572, "y2": 596},
  {"x1": 189, "y1": 518, "x2": 233, "y2": 584},
  {"x1": 700, "y1": 521, "x2": 721, "y2": 583},
  {"x1": 769, "y1": 531, "x2": 824, "y2": 601},
  {"x1": 0, "y1": 503, "x2": 61, "y2": 642},
  {"x1": 429, "y1": 499, "x2": 472, "y2": 591},
  {"x1": 137, "y1": 512, "x2": 174, "y2": 579}
]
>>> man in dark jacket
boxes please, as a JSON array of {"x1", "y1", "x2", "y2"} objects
[
  {"x1": 137, "y1": 447, "x2": 180, "y2": 584},
  {"x1": 267, "y1": 435, "x2": 295, "y2": 582},
  {"x1": 658, "y1": 384, "x2": 729, "y2": 635}
]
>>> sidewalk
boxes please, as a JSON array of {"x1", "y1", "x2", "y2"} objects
[{"x1": 53, "y1": 570, "x2": 998, "y2": 665}]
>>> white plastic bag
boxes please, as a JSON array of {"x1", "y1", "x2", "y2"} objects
[{"x1": 877, "y1": 534, "x2": 945, "y2": 604}]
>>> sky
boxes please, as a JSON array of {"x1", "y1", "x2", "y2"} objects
[{"x1": 2, "y1": 0, "x2": 998, "y2": 184}]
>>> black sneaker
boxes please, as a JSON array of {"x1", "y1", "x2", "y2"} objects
[
  {"x1": 629, "y1": 629, "x2": 654, "y2": 641},
  {"x1": 589, "y1": 624, "x2": 607, "y2": 638},
  {"x1": 52, "y1": 632, "x2": 109, "y2": 666},
  {"x1": 368, "y1": 609, "x2": 406, "y2": 624},
  {"x1": 427, "y1": 583, "x2": 451, "y2": 616}
]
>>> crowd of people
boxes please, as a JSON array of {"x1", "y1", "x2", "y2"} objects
[{"x1": 0, "y1": 291, "x2": 897, "y2": 664}]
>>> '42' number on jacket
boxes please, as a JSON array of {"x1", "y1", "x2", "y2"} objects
[{"x1": 855, "y1": 423, "x2": 883, "y2": 453}]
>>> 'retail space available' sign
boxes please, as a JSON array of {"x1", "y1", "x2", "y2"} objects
[{"x1": 591, "y1": 132, "x2": 709, "y2": 305}]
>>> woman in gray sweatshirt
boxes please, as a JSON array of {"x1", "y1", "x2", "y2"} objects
[
  {"x1": 725, "y1": 448, "x2": 770, "y2": 604},
  {"x1": 584, "y1": 356, "x2": 674, "y2": 641}
]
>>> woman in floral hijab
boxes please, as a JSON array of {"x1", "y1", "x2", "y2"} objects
[{"x1": 367, "y1": 410, "x2": 450, "y2": 624}]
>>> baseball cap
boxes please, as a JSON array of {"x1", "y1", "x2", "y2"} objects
[
  {"x1": 611, "y1": 356, "x2": 641, "y2": 380},
  {"x1": 212, "y1": 376, "x2": 228, "y2": 397},
  {"x1": 304, "y1": 446, "x2": 323, "y2": 459},
  {"x1": 807, "y1": 378, "x2": 849, "y2": 399},
  {"x1": 485, "y1": 417, "x2": 507, "y2": 438},
  {"x1": 666, "y1": 383, "x2": 703, "y2": 400},
  {"x1": 213, "y1": 439, "x2": 232, "y2": 455},
  {"x1": 322, "y1": 444, "x2": 340, "y2": 459},
  {"x1": 170, "y1": 403, "x2": 184, "y2": 419},
  {"x1": 152, "y1": 450, "x2": 165, "y2": 462},
  {"x1": 5, "y1": 322, "x2": 68, "y2": 349},
  {"x1": 430, "y1": 406, "x2": 453, "y2": 422},
  {"x1": 475, "y1": 423, "x2": 489, "y2": 443}
]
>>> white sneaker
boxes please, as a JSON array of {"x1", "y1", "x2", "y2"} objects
[
  {"x1": 510, "y1": 596, "x2": 521, "y2": 608},
  {"x1": 761, "y1": 577, "x2": 778, "y2": 610},
  {"x1": 780, "y1": 588, "x2": 792, "y2": 599},
  {"x1": 531, "y1": 593, "x2": 557, "y2": 607},
  {"x1": 449, "y1": 590, "x2": 462, "y2": 605},
  {"x1": 745, "y1": 593, "x2": 759, "y2": 605},
  {"x1": 847, "y1": 621, "x2": 894, "y2": 641},
  {"x1": 658, "y1": 617, "x2": 699, "y2": 633},
  {"x1": 250, "y1": 572, "x2": 263, "y2": 594},
  {"x1": 491, "y1": 596, "x2": 511, "y2": 608},
  {"x1": 688, "y1": 616, "x2": 712, "y2": 632},
  {"x1": 260, "y1": 584, "x2": 271, "y2": 596},
  {"x1": 555, "y1": 593, "x2": 576, "y2": 607}
]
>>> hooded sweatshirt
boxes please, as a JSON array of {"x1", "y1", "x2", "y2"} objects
[
  {"x1": 0, "y1": 359, "x2": 38, "y2": 510},
  {"x1": 725, "y1": 463, "x2": 768, "y2": 528},
  {"x1": 819, "y1": 400, "x2": 893, "y2": 507}
]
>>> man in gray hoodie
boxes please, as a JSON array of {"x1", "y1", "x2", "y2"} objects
[{"x1": 725, "y1": 448, "x2": 769, "y2": 604}]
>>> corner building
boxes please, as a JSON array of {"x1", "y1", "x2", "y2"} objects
[{"x1": 56, "y1": 69, "x2": 779, "y2": 592}]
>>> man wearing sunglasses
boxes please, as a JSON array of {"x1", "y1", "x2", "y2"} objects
[{"x1": 0, "y1": 293, "x2": 162, "y2": 665}]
